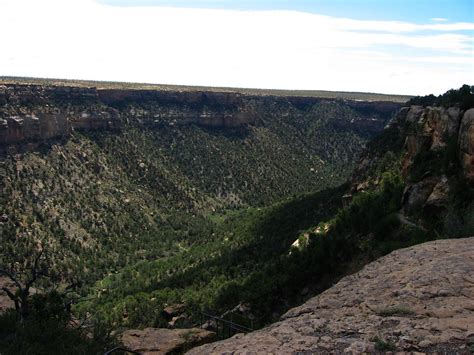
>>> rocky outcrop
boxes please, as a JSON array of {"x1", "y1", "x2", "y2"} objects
[
  {"x1": 397, "y1": 105, "x2": 474, "y2": 216},
  {"x1": 0, "y1": 84, "x2": 120, "y2": 145},
  {"x1": 350, "y1": 103, "x2": 473, "y2": 213},
  {"x1": 188, "y1": 237, "x2": 474, "y2": 354},
  {"x1": 396, "y1": 105, "x2": 472, "y2": 183},
  {"x1": 0, "y1": 114, "x2": 70, "y2": 143},
  {"x1": 459, "y1": 108, "x2": 474, "y2": 182},
  {"x1": 402, "y1": 106, "x2": 462, "y2": 178},
  {"x1": 405, "y1": 106, "x2": 460, "y2": 149},
  {"x1": 424, "y1": 175, "x2": 451, "y2": 209},
  {"x1": 120, "y1": 327, "x2": 216, "y2": 354}
]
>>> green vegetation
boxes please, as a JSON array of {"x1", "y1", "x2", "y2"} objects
[
  {"x1": 77, "y1": 156, "x2": 423, "y2": 336},
  {"x1": 0, "y1": 292, "x2": 111, "y2": 354},
  {"x1": 372, "y1": 336, "x2": 397, "y2": 351},
  {"x1": 407, "y1": 84, "x2": 474, "y2": 110},
  {"x1": 76, "y1": 185, "x2": 345, "y2": 331}
]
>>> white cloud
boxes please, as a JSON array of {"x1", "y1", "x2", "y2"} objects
[
  {"x1": 0, "y1": 0, "x2": 472, "y2": 95},
  {"x1": 431, "y1": 17, "x2": 448, "y2": 22}
]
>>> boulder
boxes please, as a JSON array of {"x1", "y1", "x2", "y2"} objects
[
  {"x1": 168, "y1": 315, "x2": 192, "y2": 329},
  {"x1": 162, "y1": 303, "x2": 186, "y2": 320},
  {"x1": 402, "y1": 177, "x2": 439, "y2": 214},
  {"x1": 425, "y1": 176, "x2": 450, "y2": 209},
  {"x1": 121, "y1": 327, "x2": 216, "y2": 355}
]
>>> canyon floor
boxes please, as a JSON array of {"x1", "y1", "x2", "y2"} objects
[{"x1": 187, "y1": 238, "x2": 474, "y2": 354}]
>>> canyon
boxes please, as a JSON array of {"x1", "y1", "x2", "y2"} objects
[{"x1": 1, "y1": 79, "x2": 472, "y2": 354}]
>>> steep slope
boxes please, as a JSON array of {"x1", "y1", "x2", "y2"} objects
[{"x1": 188, "y1": 238, "x2": 474, "y2": 354}]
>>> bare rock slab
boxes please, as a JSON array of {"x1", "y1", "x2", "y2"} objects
[
  {"x1": 188, "y1": 237, "x2": 474, "y2": 354},
  {"x1": 121, "y1": 327, "x2": 216, "y2": 354}
]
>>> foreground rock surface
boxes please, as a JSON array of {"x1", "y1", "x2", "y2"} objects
[
  {"x1": 188, "y1": 238, "x2": 474, "y2": 354},
  {"x1": 121, "y1": 327, "x2": 216, "y2": 354}
]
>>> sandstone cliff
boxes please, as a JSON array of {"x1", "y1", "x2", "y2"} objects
[
  {"x1": 398, "y1": 106, "x2": 474, "y2": 219},
  {"x1": 0, "y1": 84, "x2": 120, "y2": 145},
  {"x1": 188, "y1": 237, "x2": 474, "y2": 354},
  {"x1": 350, "y1": 105, "x2": 474, "y2": 209},
  {"x1": 0, "y1": 83, "x2": 401, "y2": 147},
  {"x1": 99, "y1": 89, "x2": 399, "y2": 132},
  {"x1": 98, "y1": 89, "x2": 258, "y2": 128}
]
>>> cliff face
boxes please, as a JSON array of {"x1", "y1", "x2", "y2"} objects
[
  {"x1": 409, "y1": 105, "x2": 474, "y2": 183},
  {"x1": 342, "y1": 104, "x2": 474, "y2": 256},
  {"x1": 100, "y1": 89, "x2": 400, "y2": 133},
  {"x1": 460, "y1": 108, "x2": 474, "y2": 181},
  {"x1": 351, "y1": 105, "x2": 474, "y2": 196},
  {"x1": 98, "y1": 88, "x2": 258, "y2": 128},
  {"x1": 0, "y1": 84, "x2": 120, "y2": 145},
  {"x1": 0, "y1": 83, "x2": 401, "y2": 147}
]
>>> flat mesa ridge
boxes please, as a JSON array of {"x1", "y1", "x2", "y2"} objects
[
  {"x1": 188, "y1": 237, "x2": 474, "y2": 354},
  {"x1": 0, "y1": 76, "x2": 412, "y2": 103}
]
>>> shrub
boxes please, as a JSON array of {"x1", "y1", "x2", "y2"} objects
[
  {"x1": 372, "y1": 336, "x2": 397, "y2": 351},
  {"x1": 376, "y1": 305, "x2": 414, "y2": 317}
]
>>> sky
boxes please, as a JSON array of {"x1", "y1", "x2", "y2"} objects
[{"x1": 0, "y1": 0, "x2": 473, "y2": 95}]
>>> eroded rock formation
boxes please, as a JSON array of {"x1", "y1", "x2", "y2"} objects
[
  {"x1": 98, "y1": 89, "x2": 258, "y2": 128},
  {"x1": 400, "y1": 106, "x2": 474, "y2": 185},
  {"x1": 351, "y1": 104, "x2": 474, "y2": 211},
  {"x1": 0, "y1": 84, "x2": 120, "y2": 145}
]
